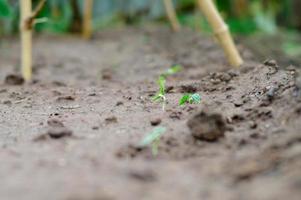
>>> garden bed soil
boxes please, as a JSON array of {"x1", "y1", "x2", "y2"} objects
[{"x1": 0, "y1": 26, "x2": 301, "y2": 200}]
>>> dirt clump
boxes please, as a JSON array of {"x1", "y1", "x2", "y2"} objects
[
  {"x1": 4, "y1": 74, "x2": 25, "y2": 85},
  {"x1": 128, "y1": 169, "x2": 156, "y2": 182},
  {"x1": 56, "y1": 95, "x2": 75, "y2": 102},
  {"x1": 150, "y1": 117, "x2": 162, "y2": 126},
  {"x1": 47, "y1": 126, "x2": 73, "y2": 139},
  {"x1": 34, "y1": 119, "x2": 73, "y2": 141},
  {"x1": 105, "y1": 116, "x2": 118, "y2": 124},
  {"x1": 187, "y1": 111, "x2": 227, "y2": 141},
  {"x1": 101, "y1": 68, "x2": 114, "y2": 80}
]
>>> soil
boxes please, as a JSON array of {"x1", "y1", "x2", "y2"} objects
[{"x1": 0, "y1": 26, "x2": 301, "y2": 200}]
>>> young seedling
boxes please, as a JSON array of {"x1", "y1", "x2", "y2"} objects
[
  {"x1": 139, "y1": 127, "x2": 167, "y2": 156},
  {"x1": 179, "y1": 93, "x2": 201, "y2": 106},
  {"x1": 152, "y1": 75, "x2": 167, "y2": 111},
  {"x1": 152, "y1": 65, "x2": 182, "y2": 110}
]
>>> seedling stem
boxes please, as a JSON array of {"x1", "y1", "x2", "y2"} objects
[
  {"x1": 140, "y1": 127, "x2": 167, "y2": 157},
  {"x1": 152, "y1": 76, "x2": 167, "y2": 111}
]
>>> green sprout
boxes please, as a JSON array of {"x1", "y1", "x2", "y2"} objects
[
  {"x1": 152, "y1": 75, "x2": 167, "y2": 111},
  {"x1": 139, "y1": 127, "x2": 167, "y2": 156},
  {"x1": 179, "y1": 93, "x2": 201, "y2": 106},
  {"x1": 152, "y1": 65, "x2": 182, "y2": 111},
  {"x1": 162, "y1": 64, "x2": 183, "y2": 77}
]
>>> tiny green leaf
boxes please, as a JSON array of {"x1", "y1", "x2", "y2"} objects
[
  {"x1": 179, "y1": 94, "x2": 190, "y2": 106},
  {"x1": 179, "y1": 93, "x2": 201, "y2": 105},
  {"x1": 164, "y1": 64, "x2": 183, "y2": 76},
  {"x1": 151, "y1": 94, "x2": 161, "y2": 102},
  {"x1": 152, "y1": 76, "x2": 167, "y2": 110},
  {"x1": 190, "y1": 93, "x2": 201, "y2": 104},
  {"x1": 140, "y1": 127, "x2": 167, "y2": 147},
  {"x1": 158, "y1": 76, "x2": 166, "y2": 95}
]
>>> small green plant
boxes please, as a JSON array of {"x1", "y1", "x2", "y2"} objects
[
  {"x1": 152, "y1": 65, "x2": 182, "y2": 111},
  {"x1": 152, "y1": 75, "x2": 167, "y2": 111},
  {"x1": 139, "y1": 126, "x2": 167, "y2": 156},
  {"x1": 179, "y1": 93, "x2": 201, "y2": 106}
]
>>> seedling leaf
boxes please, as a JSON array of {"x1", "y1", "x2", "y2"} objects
[
  {"x1": 151, "y1": 65, "x2": 181, "y2": 111},
  {"x1": 151, "y1": 76, "x2": 167, "y2": 111},
  {"x1": 151, "y1": 94, "x2": 161, "y2": 102},
  {"x1": 158, "y1": 76, "x2": 166, "y2": 95},
  {"x1": 190, "y1": 93, "x2": 201, "y2": 104},
  {"x1": 140, "y1": 127, "x2": 166, "y2": 147},
  {"x1": 179, "y1": 93, "x2": 201, "y2": 105},
  {"x1": 164, "y1": 64, "x2": 183, "y2": 76},
  {"x1": 179, "y1": 94, "x2": 190, "y2": 105}
]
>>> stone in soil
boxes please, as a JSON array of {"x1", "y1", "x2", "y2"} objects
[
  {"x1": 128, "y1": 169, "x2": 156, "y2": 182},
  {"x1": 101, "y1": 68, "x2": 114, "y2": 80},
  {"x1": 47, "y1": 127, "x2": 73, "y2": 139},
  {"x1": 105, "y1": 116, "x2": 118, "y2": 124},
  {"x1": 187, "y1": 111, "x2": 226, "y2": 141},
  {"x1": 56, "y1": 95, "x2": 75, "y2": 102},
  {"x1": 150, "y1": 118, "x2": 162, "y2": 126}
]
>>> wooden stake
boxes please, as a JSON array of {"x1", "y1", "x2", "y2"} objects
[
  {"x1": 197, "y1": 0, "x2": 243, "y2": 67},
  {"x1": 20, "y1": 0, "x2": 32, "y2": 81},
  {"x1": 163, "y1": 0, "x2": 181, "y2": 32},
  {"x1": 82, "y1": 0, "x2": 94, "y2": 39},
  {"x1": 20, "y1": 0, "x2": 46, "y2": 81},
  {"x1": 233, "y1": 0, "x2": 248, "y2": 17}
]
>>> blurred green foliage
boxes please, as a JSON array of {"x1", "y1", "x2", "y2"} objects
[
  {"x1": 0, "y1": 0, "x2": 11, "y2": 17},
  {"x1": 0, "y1": 0, "x2": 300, "y2": 35}
]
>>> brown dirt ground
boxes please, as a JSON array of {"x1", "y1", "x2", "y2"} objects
[{"x1": 0, "y1": 26, "x2": 301, "y2": 200}]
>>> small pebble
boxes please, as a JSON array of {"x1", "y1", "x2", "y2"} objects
[
  {"x1": 56, "y1": 95, "x2": 75, "y2": 101},
  {"x1": 47, "y1": 127, "x2": 73, "y2": 139},
  {"x1": 2, "y1": 100, "x2": 12, "y2": 105},
  {"x1": 105, "y1": 116, "x2": 118, "y2": 124},
  {"x1": 116, "y1": 101, "x2": 124, "y2": 106},
  {"x1": 150, "y1": 118, "x2": 161, "y2": 126},
  {"x1": 266, "y1": 86, "x2": 278, "y2": 100},
  {"x1": 264, "y1": 59, "x2": 277, "y2": 67}
]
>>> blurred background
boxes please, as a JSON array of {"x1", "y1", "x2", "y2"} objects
[{"x1": 1, "y1": 0, "x2": 301, "y2": 65}]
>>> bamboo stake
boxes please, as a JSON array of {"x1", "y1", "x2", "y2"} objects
[
  {"x1": 233, "y1": 0, "x2": 248, "y2": 17},
  {"x1": 197, "y1": 0, "x2": 243, "y2": 67},
  {"x1": 20, "y1": 0, "x2": 46, "y2": 81},
  {"x1": 82, "y1": 0, "x2": 94, "y2": 39},
  {"x1": 163, "y1": 0, "x2": 181, "y2": 32},
  {"x1": 20, "y1": 0, "x2": 32, "y2": 81},
  {"x1": 194, "y1": 1, "x2": 200, "y2": 31}
]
